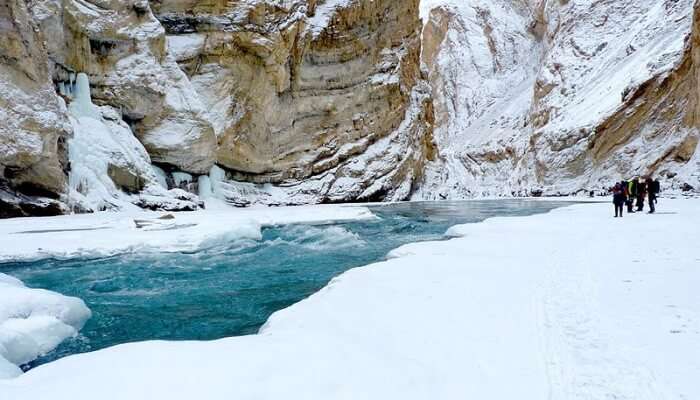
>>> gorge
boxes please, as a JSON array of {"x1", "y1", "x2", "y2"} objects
[{"x1": 1, "y1": 0, "x2": 699, "y2": 217}]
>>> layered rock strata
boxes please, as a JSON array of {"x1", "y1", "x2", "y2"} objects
[{"x1": 156, "y1": 0, "x2": 435, "y2": 204}]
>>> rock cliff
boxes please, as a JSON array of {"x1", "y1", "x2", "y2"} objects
[
  {"x1": 0, "y1": 0, "x2": 71, "y2": 217},
  {"x1": 156, "y1": 0, "x2": 435, "y2": 204},
  {"x1": 416, "y1": 0, "x2": 700, "y2": 199},
  {"x1": 1, "y1": 0, "x2": 699, "y2": 217},
  {"x1": 0, "y1": 0, "x2": 434, "y2": 214}
]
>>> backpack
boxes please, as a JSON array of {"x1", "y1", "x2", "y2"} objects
[{"x1": 653, "y1": 180, "x2": 661, "y2": 194}]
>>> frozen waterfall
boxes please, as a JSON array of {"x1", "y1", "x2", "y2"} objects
[
  {"x1": 68, "y1": 73, "x2": 101, "y2": 120},
  {"x1": 65, "y1": 73, "x2": 177, "y2": 212}
]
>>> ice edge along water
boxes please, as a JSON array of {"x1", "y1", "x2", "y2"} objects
[
  {"x1": 0, "y1": 203, "x2": 375, "y2": 263},
  {"x1": 0, "y1": 202, "x2": 375, "y2": 377},
  {"x1": 1, "y1": 199, "x2": 698, "y2": 399}
]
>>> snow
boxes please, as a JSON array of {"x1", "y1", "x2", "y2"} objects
[
  {"x1": 0, "y1": 204, "x2": 374, "y2": 262},
  {"x1": 0, "y1": 274, "x2": 90, "y2": 379},
  {"x1": 64, "y1": 73, "x2": 205, "y2": 212},
  {"x1": 306, "y1": 0, "x2": 354, "y2": 37},
  {"x1": 166, "y1": 34, "x2": 206, "y2": 61},
  {"x1": 415, "y1": 0, "x2": 699, "y2": 198},
  {"x1": 1, "y1": 199, "x2": 698, "y2": 399}
]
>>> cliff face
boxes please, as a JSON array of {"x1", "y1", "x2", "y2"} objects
[
  {"x1": 417, "y1": 0, "x2": 700, "y2": 199},
  {"x1": 1, "y1": 0, "x2": 699, "y2": 217},
  {"x1": 0, "y1": 0, "x2": 70, "y2": 217},
  {"x1": 31, "y1": 0, "x2": 217, "y2": 174},
  {"x1": 0, "y1": 0, "x2": 434, "y2": 214},
  {"x1": 156, "y1": 0, "x2": 435, "y2": 204}
]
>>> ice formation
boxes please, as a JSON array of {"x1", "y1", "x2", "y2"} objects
[
  {"x1": 0, "y1": 273, "x2": 91, "y2": 379},
  {"x1": 64, "y1": 73, "x2": 203, "y2": 212}
]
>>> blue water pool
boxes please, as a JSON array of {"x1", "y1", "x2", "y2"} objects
[{"x1": 1, "y1": 200, "x2": 576, "y2": 370}]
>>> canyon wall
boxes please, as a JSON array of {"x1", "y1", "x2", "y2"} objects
[
  {"x1": 0, "y1": 0, "x2": 71, "y2": 217},
  {"x1": 416, "y1": 0, "x2": 700, "y2": 199},
  {"x1": 0, "y1": 0, "x2": 434, "y2": 214},
  {"x1": 1, "y1": 0, "x2": 699, "y2": 217},
  {"x1": 155, "y1": 0, "x2": 435, "y2": 204}
]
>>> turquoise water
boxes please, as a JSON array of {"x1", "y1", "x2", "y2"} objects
[{"x1": 1, "y1": 200, "x2": 575, "y2": 370}]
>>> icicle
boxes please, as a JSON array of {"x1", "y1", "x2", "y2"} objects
[
  {"x1": 152, "y1": 165, "x2": 169, "y2": 189},
  {"x1": 198, "y1": 175, "x2": 213, "y2": 199},
  {"x1": 172, "y1": 172, "x2": 193, "y2": 188},
  {"x1": 69, "y1": 73, "x2": 101, "y2": 119},
  {"x1": 69, "y1": 73, "x2": 75, "y2": 95},
  {"x1": 199, "y1": 165, "x2": 225, "y2": 199},
  {"x1": 210, "y1": 165, "x2": 226, "y2": 197}
]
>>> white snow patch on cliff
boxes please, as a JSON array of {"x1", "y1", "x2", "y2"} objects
[
  {"x1": 167, "y1": 34, "x2": 206, "y2": 61},
  {"x1": 307, "y1": 0, "x2": 354, "y2": 37}
]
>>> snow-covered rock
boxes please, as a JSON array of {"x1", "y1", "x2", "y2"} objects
[
  {"x1": 0, "y1": 273, "x2": 91, "y2": 379},
  {"x1": 0, "y1": 0, "x2": 71, "y2": 217},
  {"x1": 156, "y1": 0, "x2": 436, "y2": 204},
  {"x1": 66, "y1": 72, "x2": 203, "y2": 212},
  {"x1": 416, "y1": 0, "x2": 700, "y2": 199},
  {"x1": 31, "y1": 0, "x2": 217, "y2": 174}
]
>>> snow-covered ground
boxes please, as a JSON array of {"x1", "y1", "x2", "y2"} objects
[
  {"x1": 1, "y1": 199, "x2": 697, "y2": 399},
  {"x1": 0, "y1": 202, "x2": 374, "y2": 262},
  {"x1": 0, "y1": 274, "x2": 90, "y2": 379}
]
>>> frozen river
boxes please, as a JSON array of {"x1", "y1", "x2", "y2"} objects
[{"x1": 1, "y1": 200, "x2": 574, "y2": 370}]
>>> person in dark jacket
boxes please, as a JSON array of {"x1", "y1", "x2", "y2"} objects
[
  {"x1": 647, "y1": 177, "x2": 660, "y2": 213},
  {"x1": 612, "y1": 182, "x2": 625, "y2": 218},
  {"x1": 654, "y1": 179, "x2": 661, "y2": 200},
  {"x1": 636, "y1": 177, "x2": 646, "y2": 212}
]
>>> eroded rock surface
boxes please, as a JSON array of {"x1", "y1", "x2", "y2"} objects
[
  {"x1": 0, "y1": 0, "x2": 71, "y2": 216},
  {"x1": 2, "y1": 0, "x2": 699, "y2": 217},
  {"x1": 31, "y1": 0, "x2": 217, "y2": 174},
  {"x1": 156, "y1": 0, "x2": 435, "y2": 204},
  {"x1": 416, "y1": 0, "x2": 700, "y2": 199}
]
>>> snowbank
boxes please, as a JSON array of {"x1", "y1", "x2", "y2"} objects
[
  {"x1": 0, "y1": 204, "x2": 374, "y2": 262},
  {"x1": 0, "y1": 274, "x2": 90, "y2": 379},
  {"x1": 2, "y1": 199, "x2": 698, "y2": 399}
]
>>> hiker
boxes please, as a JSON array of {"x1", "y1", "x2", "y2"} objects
[
  {"x1": 654, "y1": 179, "x2": 661, "y2": 201},
  {"x1": 636, "y1": 177, "x2": 647, "y2": 212},
  {"x1": 626, "y1": 178, "x2": 636, "y2": 213},
  {"x1": 647, "y1": 177, "x2": 660, "y2": 214},
  {"x1": 612, "y1": 182, "x2": 625, "y2": 218}
]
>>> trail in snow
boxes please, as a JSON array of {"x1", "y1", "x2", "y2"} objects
[{"x1": 539, "y1": 208, "x2": 699, "y2": 400}]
